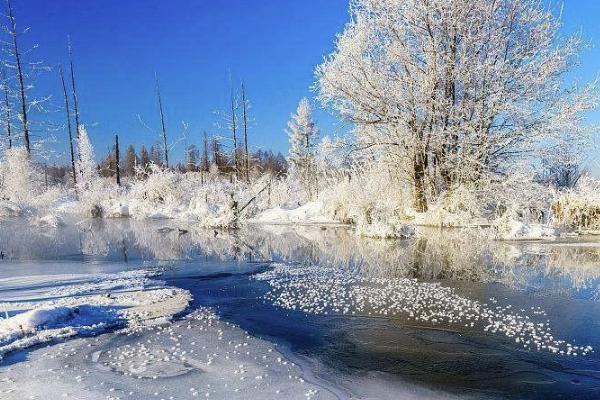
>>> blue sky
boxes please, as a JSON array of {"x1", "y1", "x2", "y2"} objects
[{"x1": 8, "y1": 0, "x2": 600, "y2": 165}]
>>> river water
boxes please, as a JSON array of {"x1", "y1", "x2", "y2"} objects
[{"x1": 1, "y1": 217, "x2": 599, "y2": 399}]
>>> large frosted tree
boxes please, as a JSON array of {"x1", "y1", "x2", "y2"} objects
[
  {"x1": 317, "y1": 0, "x2": 598, "y2": 211},
  {"x1": 287, "y1": 97, "x2": 319, "y2": 200}
]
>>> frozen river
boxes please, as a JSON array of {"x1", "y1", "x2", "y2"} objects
[{"x1": 1, "y1": 217, "x2": 600, "y2": 399}]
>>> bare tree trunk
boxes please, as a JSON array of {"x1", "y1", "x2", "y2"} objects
[
  {"x1": 59, "y1": 65, "x2": 77, "y2": 185},
  {"x1": 413, "y1": 151, "x2": 428, "y2": 212},
  {"x1": 155, "y1": 74, "x2": 168, "y2": 168},
  {"x1": 241, "y1": 82, "x2": 250, "y2": 182},
  {"x1": 230, "y1": 91, "x2": 238, "y2": 177},
  {"x1": 202, "y1": 131, "x2": 209, "y2": 171},
  {"x1": 1, "y1": 69, "x2": 12, "y2": 149},
  {"x1": 68, "y1": 36, "x2": 81, "y2": 138},
  {"x1": 7, "y1": 0, "x2": 30, "y2": 155},
  {"x1": 115, "y1": 134, "x2": 121, "y2": 186}
]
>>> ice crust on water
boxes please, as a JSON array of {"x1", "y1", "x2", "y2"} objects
[
  {"x1": 0, "y1": 306, "x2": 351, "y2": 400},
  {"x1": 256, "y1": 263, "x2": 593, "y2": 357},
  {"x1": 0, "y1": 270, "x2": 191, "y2": 359}
]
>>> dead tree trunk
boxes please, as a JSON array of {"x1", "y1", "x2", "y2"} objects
[
  {"x1": 230, "y1": 91, "x2": 238, "y2": 177},
  {"x1": 7, "y1": 0, "x2": 30, "y2": 154},
  {"x1": 241, "y1": 82, "x2": 250, "y2": 182},
  {"x1": 155, "y1": 75, "x2": 168, "y2": 168},
  {"x1": 59, "y1": 65, "x2": 77, "y2": 185},
  {"x1": 115, "y1": 134, "x2": 121, "y2": 186},
  {"x1": 1, "y1": 69, "x2": 12, "y2": 149},
  {"x1": 413, "y1": 150, "x2": 428, "y2": 212},
  {"x1": 68, "y1": 36, "x2": 81, "y2": 138}
]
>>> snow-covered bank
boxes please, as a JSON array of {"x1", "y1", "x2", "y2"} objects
[
  {"x1": 249, "y1": 201, "x2": 338, "y2": 225},
  {"x1": 0, "y1": 270, "x2": 191, "y2": 359}
]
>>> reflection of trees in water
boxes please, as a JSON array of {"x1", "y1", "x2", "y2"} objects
[
  {"x1": 2, "y1": 218, "x2": 600, "y2": 295},
  {"x1": 242, "y1": 225, "x2": 508, "y2": 283}
]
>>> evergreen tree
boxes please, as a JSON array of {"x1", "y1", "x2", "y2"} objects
[
  {"x1": 139, "y1": 145, "x2": 150, "y2": 172},
  {"x1": 287, "y1": 98, "x2": 319, "y2": 199},
  {"x1": 125, "y1": 145, "x2": 137, "y2": 176}
]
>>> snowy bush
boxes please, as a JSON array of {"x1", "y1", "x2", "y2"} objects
[
  {"x1": 0, "y1": 147, "x2": 43, "y2": 204},
  {"x1": 552, "y1": 176, "x2": 600, "y2": 230}
]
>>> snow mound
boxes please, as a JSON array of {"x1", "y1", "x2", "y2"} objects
[
  {"x1": 250, "y1": 201, "x2": 337, "y2": 225},
  {"x1": 495, "y1": 219, "x2": 558, "y2": 240},
  {"x1": 0, "y1": 270, "x2": 191, "y2": 359}
]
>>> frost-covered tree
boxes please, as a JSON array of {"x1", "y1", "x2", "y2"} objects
[
  {"x1": 317, "y1": 0, "x2": 598, "y2": 211},
  {"x1": 0, "y1": 146, "x2": 40, "y2": 202},
  {"x1": 287, "y1": 98, "x2": 319, "y2": 200},
  {"x1": 76, "y1": 125, "x2": 97, "y2": 192}
]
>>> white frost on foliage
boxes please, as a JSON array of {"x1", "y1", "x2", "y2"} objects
[
  {"x1": 76, "y1": 125, "x2": 97, "y2": 193},
  {"x1": 0, "y1": 147, "x2": 42, "y2": 204}
]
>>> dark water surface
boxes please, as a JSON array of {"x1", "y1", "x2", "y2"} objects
[{"x1": 1, "y1": 217, "x2": 600, "y2": 399}]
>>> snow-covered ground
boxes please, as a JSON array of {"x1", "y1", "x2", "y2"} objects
[
  {"x1": 249, "y1": 201, "x2": 338, "y2": 225},
  {"x1": 0, "y1": 269, "x2": 190, "y2": 359}
]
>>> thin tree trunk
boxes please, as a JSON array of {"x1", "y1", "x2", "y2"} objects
[
  {"x1": 115, "y1": 134, "x2": 121, "y2": 186},
  {"x1": 155, "y1": 74, "x2": 168, "y2": 168},
  {"x1": 1, "y1": 69, "x2": 12, "y2": 149},
  {"x1": 7, "y1": 0, "x2": 30, "y2": 154},
  {"x1": 202, "y1": 131, "x2": 209, "y2": 172},
  {"x1": 241, "y1": 82, "x2": 250, "y2": 182},
  {"x1": 230, "y1": 91, "x2": 238, "y2": 177},
  {"x1": 413, "y1": 151, "x2": 428, "y2": 212},
  {"x1": 59, "y1": 65, "x2": 77, "y2": 185},
  {"x1": 68, "y1": 36, "x2": 81, "y2": 138}
]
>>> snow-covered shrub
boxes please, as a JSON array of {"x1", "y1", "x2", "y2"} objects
[
  {"x1": 0, "y1": 147, "x2": 43, "y2": 204},
  {"x1": 552, "y1": 176, "x2": 600, "y2": 230},
  {"x1": 319, "y1": 162, "x2": 413, "y2": 231},
  {"x1": 418, "y1": 185, "x2": 485, "y2": 227}
]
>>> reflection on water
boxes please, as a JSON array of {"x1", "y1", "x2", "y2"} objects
[
  {"x1": 2, "y1": 217, "x2": 600, "y2": 399},
  {"x1": 2, "y1": 218, "x2": 599, "y2": 300}
]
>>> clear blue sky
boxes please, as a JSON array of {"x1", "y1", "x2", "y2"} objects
[{"x1": 8, "y1": 0, "x2": 600, "y2": 166}]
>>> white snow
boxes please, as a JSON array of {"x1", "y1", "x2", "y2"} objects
[
  {"x1": 249, "y1": 201, "x2": 337, "y2": 225},
  {"x1": 0, "y1": 269, "x2": 191, "y2": 359}
]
